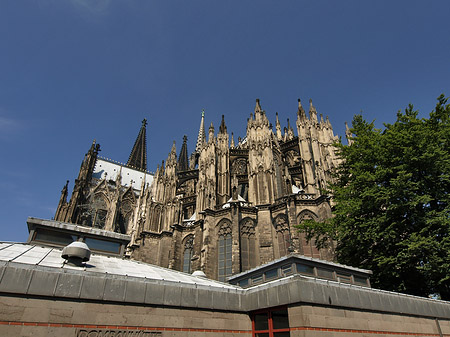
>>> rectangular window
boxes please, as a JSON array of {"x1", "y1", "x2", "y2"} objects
[
  {"x1": 353, "y1": 275, "x2": 368, "y2": 286},
  {"x1": 265, "y1": 269, "x2": 278, "y2": 281},
  {"x1": 239, "y1": 278, "x2": 249, "y2": 287},
  {"x1": 252, "y1": 274, "x2": 263, "y2": 284},
  {"x1": 218, "y1": 234, "x2": 233, "y2": 282},
  {"x1": 271, "y1": 310, "x2": 289, "y2": 329},
  {"x1": 241, "y1": 238, "x2": 249, "y2": 270},
  {"x1": 33, "y1": 228, "x2": 77, "y2": 246},
  {"x1": 183, "y1": 248, "x2": 192, "y2": 273},
  {"x1": 281, "y1": 264, "x2": 292, "y2": 276},
  {"x1": 254, "y1": 313, "x2": 269, "y2": 330},
  {"x1": 317, "y1": 268, "x2": 334, "y2": 279},
  {"x1": 84, "y1": 237, "x2": 121, "y2": 254},
  {"x1": 296, "y1": 263, "x2": 314, "y2": 275},
  {"x1": 337, "y1": 273, "x2": 352, "y2": 283},
  {"x1": 252, "y1": 308, "x2": 290, "y2": 337}
]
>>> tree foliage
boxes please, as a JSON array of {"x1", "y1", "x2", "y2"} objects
[{"x1": 299, "y1": 95, "x2": 450, "y2": 299}]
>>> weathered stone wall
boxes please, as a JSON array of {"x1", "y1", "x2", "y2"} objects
[
  {"x1": 0, "y1": 295, "x2": 251, "y2": 337},
  {"x1": 2, "y1": 293, "x2": 449, "y2": 337},
  {"x1": 131, "y1": 233, "x2": 172, "y2": 268},
  {"x1": 288, "y1": 304, "x2": 450, "y2": 336}
]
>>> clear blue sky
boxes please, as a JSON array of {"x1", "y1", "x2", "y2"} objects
[{"x1": 1, "y1": 1, "x2": 449, "y2": 242}]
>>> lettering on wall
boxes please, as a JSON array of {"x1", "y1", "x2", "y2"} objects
[{"x1": 76, "y1": 329, "x2": 162, "y2": 337}]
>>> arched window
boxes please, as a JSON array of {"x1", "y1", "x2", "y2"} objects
[
  {"x1": 183, "y1": 235, "x2": 194, "y2": 274},
  {"x1": 273, "y1": 156, "x2": 283, "y2": 198},
  {"x1": 240, "y1": 218, "x2": 256, "y2": 272},
  {"x1": 80, "y1": 193, "x2": 108, "y2": 229},
  {"x1": 116, "y1": 191, "x2": 135, "y2": 234},
  {"x1": 218, "y1": 220, "x2": 232, "y2": 282},
  {"x1": 150, "y1": 205, "x2": 162, "y2": 232},
  {"x1": 297, "y1": 210, "x2": 320, "y2": 258},
  {"x1": 274, "y1": 214, "x2": 291, "y2": 257}
]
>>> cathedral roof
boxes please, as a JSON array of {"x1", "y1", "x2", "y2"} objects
[
  {"x1": 126, "y1": 119, "x2": 148, "y2": 171},
  {"x1": 177, "y1": 135, "x2": 189, "y2": 171},
  {"x1": 194, "y1": 109, "x2": 206, "y2": 153},
  {"x1": 0, "y1": 241, "x2": 238, "y2": 290}
]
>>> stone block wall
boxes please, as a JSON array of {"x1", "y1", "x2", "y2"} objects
[
  {"x1": 0, "y1": 295, "x2": 251, "y2": 337},
  {"x1": 288, "y1": 304, "x2": 449, "y2": 337}
]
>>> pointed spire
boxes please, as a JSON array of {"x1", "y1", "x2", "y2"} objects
[
  {"x1": 320, "y1": 114, "x2": 325, "y2": 125},
  {"x1": 168, "y1": 140, "x2": 177, "y2": 164},
  {"x1": 255, "y1": 98, "x2": 262, "y2": 113},
  {"x1": 78, "y1": 139, "x2": 100, "y2": 182},
  {"x1": 208, "y1": 122, "x2": 215, "y2": 143},
  {"x1": 230, "y1": 132, "x2": 235, "y2": 148},
  {"x1": 127, "y1": 119, "x2": 148, "y2": 171},
  {"x1": 275, "y1": 112, "x2": 282, "y2": 141},
  {"x1": 287, "y1": 118, "x2": 294, "y2": 140},
  {"x1": 178, "y1": 135, "x2": 189, "y2": 171},
  {"x1": 219, "y1": 115, "x2": 227, "y2": 134},
  {"x1": 195, "y1": 109, "x2": 206, "y2": 153},
  {"x1": 309, "y1": 99, "x2": 318, "y2": 122},
  {"x1": 60, "y1": 180, "x2": 69, "y2": 201},
  {"x1": 62, "y1": 180, "x2": 69, "y2": 192},
  {"x1": 297, "y1": 99, "x2": 307, "y2": 120}
]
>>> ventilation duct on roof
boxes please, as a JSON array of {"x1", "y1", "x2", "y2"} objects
[
  {"x1": 192, "y1": 270, "x2": 207, "y2": 278},
  {"x1": 62, "y1": 241, "x2": 91, "y2": 265}
]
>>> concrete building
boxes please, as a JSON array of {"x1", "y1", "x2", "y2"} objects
[
  {"x1": 3, "y1": 99, "x2": 450, "y2": 336},
  {"x1": 54, "y1": 99, "x2": 343, "y2": 281},
  {"x1": 1, "y1": 217, "x2": 450, "y2": 336}
]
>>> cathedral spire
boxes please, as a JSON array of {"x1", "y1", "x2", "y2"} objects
[
  {"x1": 127, "y1": 119, "x2": 148, "y2": 171},
  {"x1": 320, "y1": 114, "x2": 325, "y2": 125},
  {"x1": 275, "y1": 112, "x2": 282, "y2": 141},
  {"x1": 219, "y1": 115, "x2": 227, "y2": 134},
  {"x1": 178, "y1": 135, "x2": 189, "y2": 171},
  {"x1": 297, "y1": 99, "x2": 307, "y2": 120},
  {"x1": 167, "y1": 141, "x2": 177, "y2": 166},
  {"x1": 208, "y1": 122, "x2": 215, "y2": 143},
  {"x1": 195, "y1": 109, "x2": 206, "y2": 153},
  {"x1": 309, "y1": 99, "x2": 318, "y2": 123},
  {"x1": 287, "y1": 118, "x2": 294, "y2": 140},
  {"x1": 255, "y1": 98, "x2": 262, "y2": 114}
]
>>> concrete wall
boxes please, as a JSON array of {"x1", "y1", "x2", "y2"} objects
[
  {"x1": 0, "y1": 295, "x2": 251, "y2": 337},
  {"x1": 288, "y1": 304, "x2": 450, "y2": 336},
  {"x1": 2, "y1": 294, "x2": 449, "y2": 337},
  {"x1": 2, "y1": 258, "x2": 450, "y2": 336}
]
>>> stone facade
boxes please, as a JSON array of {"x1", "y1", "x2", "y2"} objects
[
  {"x1": 55, "y1": 99, "x2": 344, "y2": 280},
  {"x1": 0, "y1": 296, "x2": 252, "y2": 337}
]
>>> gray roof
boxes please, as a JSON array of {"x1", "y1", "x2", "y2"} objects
[
  {"x1": 228, "y1": 253, "x2": 372, "y2": 282},
  {"x1": 27, "y1": 217, "x2": 132, "y2": 242},
  {"x1": 1, "y1": 242, "x2": 450, "y2": 319},
  {"x1": 0, "y1": 242, "x2": 236, "y2": 289}
]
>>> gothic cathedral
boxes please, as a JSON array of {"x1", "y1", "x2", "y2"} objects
[{"x1": 55, "y1": 99, "x2": 346, "y2": 280}]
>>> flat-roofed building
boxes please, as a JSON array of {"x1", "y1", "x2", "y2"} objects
[{"x1": 1, "y1": 218, "x2": 450, "y2": 336}]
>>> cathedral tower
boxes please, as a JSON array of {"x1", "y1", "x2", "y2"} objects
[{"x1": 55, "y1": 99, "x2": 342, "y2": 280}]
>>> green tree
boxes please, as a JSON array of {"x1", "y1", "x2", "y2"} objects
[{"x1": 299, "y1": 95, "x2": 450, "y2": 299}]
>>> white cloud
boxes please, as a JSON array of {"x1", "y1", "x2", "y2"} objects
[
  {"x1": 69, "y1": 0, "x2": 112, "y2": 15},
  {"x1": 0, "y1": 108, "x2": 23, "y2": 141},
  {"x1": 0, "y1": 116, "x2": 17, "y2": 130}
]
